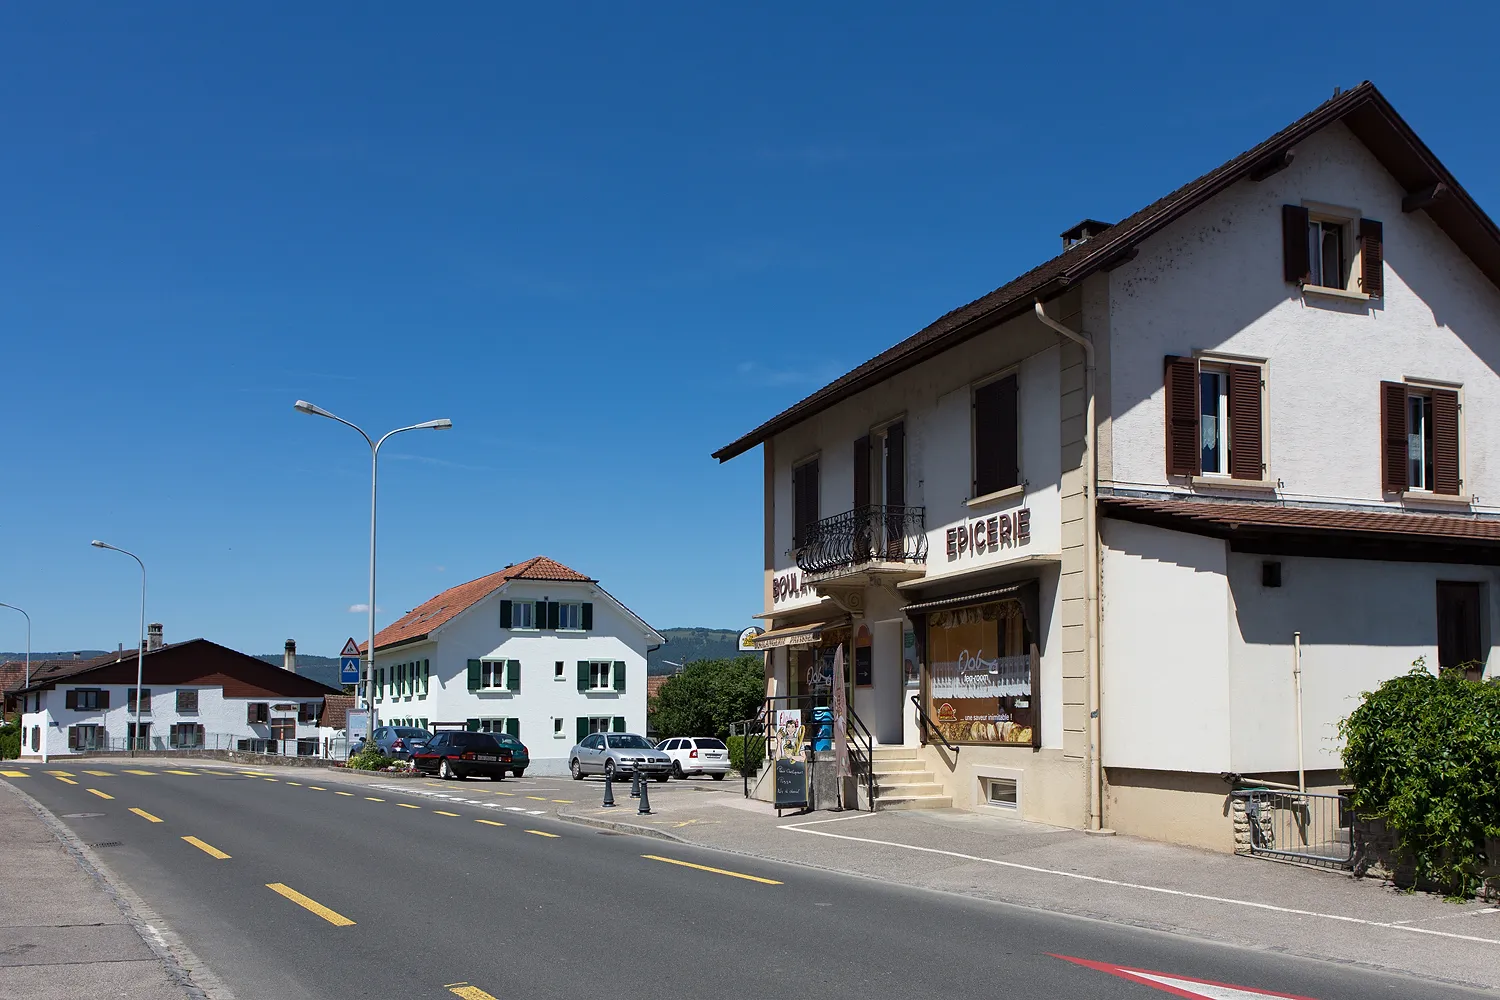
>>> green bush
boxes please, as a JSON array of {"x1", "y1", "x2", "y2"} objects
[
  {"x1": 1339, "y1": 662, "x2": 1500, "y2": 897},
  {"x1": 0, "y1": 721, "x2": 19, "y2": 760},
  {"x1": 648, "y1": 656, "x2": 766, "y2": 742},
  {"x1": 347, "y1": 748, "x2": 394, "y2": 771},
  {"x1": 727, "y1": 735, "x2": 766, "y2": 777}
]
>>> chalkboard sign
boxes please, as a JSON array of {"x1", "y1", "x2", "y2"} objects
[{"x1": 774, "y1": 758, "x2": 808, "y2": 809}]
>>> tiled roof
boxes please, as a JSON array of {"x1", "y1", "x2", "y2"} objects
[
  {"x1": 713, "y1": 82, "x2": 1500, "y2": 462},
  {"x1": 10, "y1": 651, "x2": 137, "y2": 691},
  {"x1": 1099, "y1": 496, "x2": 1500, "y2": 543},
  {"x1": 0, "y1": 661, "x2": 24, "y2": 699},
  {"x1": 364, "y1": 556, "x2": 594, "y2": 652},
  {"x1": 319, "y1": 693, "x2": 356, "y2": 730},
  {"x1": 646, "y1": 674, "x2": 670, "y2": 701}
]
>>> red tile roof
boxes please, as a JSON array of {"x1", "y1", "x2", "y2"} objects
[
  {"x1": 1100, "y1": 496, "x2": 1500, "y2": 542},
  {"x1": 318, "y1": 693, "x2": 356, "y2": 730},
  {"x1": 646, "y1": 675, "x2": 669, "y2": 702},
  {"x1": 364, "y1": 556, "x2": 594, "y2": 652}
]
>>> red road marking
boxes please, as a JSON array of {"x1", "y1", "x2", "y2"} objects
[{"x1": 1051, "y1": 955, "x2": 1321, "y2": 999}]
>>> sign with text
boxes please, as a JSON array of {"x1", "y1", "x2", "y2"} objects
[
  {"x1": 345, "y1": 709, "x2": 370, "y2": 743},
  {"x1": 926, "y1": 601, "x2": 1034, "y2": 745},
  {"x1": 737, "y1": 626, "x2": 764, "y2": 651},
  {"x1": 774, "y1": 758, "x2": 808, "y2": 809},
  {"x1": 771, "y1": 570, "x2": 815, "y2": 604},
  {"x1": 945, "y1": 508, "x2": 1030, "y2": 560}
]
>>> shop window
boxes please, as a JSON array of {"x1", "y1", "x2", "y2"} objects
[{"x1": 924, "y1": 599, "x2": 1035, "y2": 746}]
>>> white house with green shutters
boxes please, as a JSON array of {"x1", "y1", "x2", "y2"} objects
[{"x1": 366, "y1": 556, "x2": 663, "y2": 774}]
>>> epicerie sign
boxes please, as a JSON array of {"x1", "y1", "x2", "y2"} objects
[
  {"x1": 772, "y1": 570, "x2": 815, "y2": 604},
  {"x1": 946, "y1": 507, "x2": 1031, "y2": 560}
]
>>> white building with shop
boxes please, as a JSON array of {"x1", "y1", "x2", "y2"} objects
[
  {"x1": 714, "y1": 82, "x2": 1500, "y2": 848},
  {"x1": 364, "y1": 556, "x2": 662, "y2": 774}
]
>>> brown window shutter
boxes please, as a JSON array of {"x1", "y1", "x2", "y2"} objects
[
  {"x1": 1380, "y1": 381, "x2": 1409, "y2": 493},
  {"x1": 1227, "y1": 365, "x2": 1264, "y2": 481},
  {"x1": 1282, "y1": 204, "x2": 1311, "y2": 284},
  {"x1": 1164, "y1": 356, "x2": 1201, "y2": 476},
  {"x1": 65, "y1": 689, "x2": 78, "y2": 711},
  {"x1": 792, "y1": 464, "x2": 805, "y2": 546},
  {"x1": 1360, "y1": 219, "x2": 1383, "y2": 298},
  {"x1": 973, "y1": 375, "x2": 1018, "y2": 496},
  {"x1": 1431, "y1": 389, "x2": 1460, "y2": 495},
  {"x1": 853, "y1": 436, "x2": 871, "y2": 509},
  {"x1": 793, "y1": 459, "x2": 819, "y2": 546},
  {"x1": 68, "y1": 726, "x2": 78, "y2": 750},
  {"x1": 885, "y1": 422, "x2": 905, "y2": 506}
]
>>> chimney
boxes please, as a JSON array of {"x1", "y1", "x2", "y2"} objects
[
  {"x1": 74, "y1": 651, "x2": 83, "y2": 660},
  {"x1": 1060, "y1": 218, "x2": 1114, "y2": 251},
  {"x1": 146, "y1": 623, "x2": 164, "y2": 651},
  {"x1": 284, "y1": 639, "x2": 297, "y2": 672},
  {"x1": 115, "y1": 644, "x2": 122, "y2": 662}
]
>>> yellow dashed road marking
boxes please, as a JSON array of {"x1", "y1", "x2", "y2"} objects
[
  {"x1": 86, "y1": 788, "x2": 114, "y2": 800},
  {"x1": 494, "y1": 791, "x2": 515, "y2": 797},
  {"x1": 54, "y1": 776, "x2": 78, "y2": 785},
  {"x1": 129, "y1": 808, "x2": 163, "y2": 823},
  {"x1": 365, "y1": 796, "x2": 384, "y2": 802},
  {"x1": 551, "y1": 799, "x2": 573, "y2": 804},
  {"x1": 123, "y1": 769, "x2": 154, "y2": 775},
  {"x1": 475, "y1": 819, "x2": 505, "y2": 827},
  {"x1": 397, "y1": 802, "x2": 420, "y2": 809},
  {"x1": 287, "y1": 781, "x2": 302, "y2": 786},
  {"x1": 83, "y1": 769, "x2": 114, "y2": 776},
  {"x1": 308, "y1": 786, "x2": 326, "y2": 791},
  {"x1": 334, "y1": 791, "x2": 353, "y2": 796},
  {"x1": 525, "y1": 830, "x2": 559, "y2": 838},
  {"x1": 525, "y1": 796, "x2": 547, "y2": 801},
  {"x1": 447, "y1": 985, "x2": 499, "y2": 1000},
  {"x1": 434, "y1": 810, "x2": 459, "y2": 817},
  {"x1": 182, "y1": 836, "x2": 231, "y2": 860},
  {"x1": 164, "y1": 770, "x2": 198, "y2": 776},
  {"x1": 265, "y1": 883, "x2": 354, "y2": 926},
  {"x1": 641, "y1": 854, "x2": 782, "y2": 885}
]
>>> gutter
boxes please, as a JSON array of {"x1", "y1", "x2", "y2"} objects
[{"x1": 1033, "y1": 299, "x2": 1106, "y2": 833}]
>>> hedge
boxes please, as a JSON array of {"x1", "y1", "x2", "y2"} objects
[{"x1": 727, "y1": 735, "x2": 766, "y2": 777}]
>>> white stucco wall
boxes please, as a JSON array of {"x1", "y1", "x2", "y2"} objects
[
  {"x1": 1106, "y1": 122, "x2": 1500, "y2": 508},
  {"x1": 372, "y1": 579, "x2": 655, "y2": 774}
]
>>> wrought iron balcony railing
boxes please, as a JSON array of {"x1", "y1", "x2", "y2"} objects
[{"x1": 796, "y1": 504, "x2": 927, "y2": 576}]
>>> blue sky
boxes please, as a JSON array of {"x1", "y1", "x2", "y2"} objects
[{"x1": 2, "y1": 3, "x2": 1496, "y2": 656}]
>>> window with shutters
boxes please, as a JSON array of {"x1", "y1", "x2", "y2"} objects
[
  {"x1": 792, "y1": 457, "x2": 821, "y2": 548},
  {"x1": 588, "y1": 660, "x2": 613, "y2": 691},
  {"x1": 127, "y1": 688, "x2": 152, "y2": 715},
  {"x1": 1282, "y1": 203, "x2": 1382, "y2": 298},
  {"x1": 972, "y1": 372, "x2": 1020, "y2": 499},
  {"x1": 1381, "y1": 380, "x2": 1462, "y2": 497},
  {"x1": 68, "y1": 688, "x2": 105, "y2": 712},
  {"x1": 507, "y1": 601, "x2": 535, "y2": 629},
  {"x1": 558, "y1": 602, "x2": 583, "y2": 630},
  {"x1": 176, "y1": 689, "x2": 198, "y2": 713},
  {"x1": 587, "y1": 716, "x2": 614, "y2": 735},
  {"x1": 475, "y1": 718, "x2": 510, "y2": 735},
  {"x1": 1164, "y1": 355, "x2": 1266, "y2": 482},
  {"x1": 170, "y1": 723, "x2": 203, "y2": 748},
  {"x1": 479, "y1": 660, "x2": 508, "y2": 690}
]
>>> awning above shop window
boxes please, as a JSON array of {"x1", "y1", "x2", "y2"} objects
[
  {"x1": 752, "y1": 621, "x2": 833, "y2": 649},
  {"x1": 902, "y1": 583, "x2": 1028, "y2": 616}
]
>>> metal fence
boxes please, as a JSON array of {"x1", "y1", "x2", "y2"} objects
[
  {"x1": 71, "y1": 733, "x2": 351, "y2": 760},
  {"x1": 1235, "y1": 788, "x2": 1352, "y2": 868}
]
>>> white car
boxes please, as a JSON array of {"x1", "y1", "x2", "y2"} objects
[{"x1": 656, "y1": 737, "x2": 731, "y2": 779}]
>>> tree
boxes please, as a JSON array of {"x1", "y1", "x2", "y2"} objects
[{"x1": 648, "y1": 656, "x2": 765, "y2": 740}]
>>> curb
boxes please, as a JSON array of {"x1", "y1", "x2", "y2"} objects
[
  {"x1": 1, "y1": 780, "x2": 235, "y2": 1000},
  {"x1": 556, "y1": 809, "x2": 687, "y2": 843}
]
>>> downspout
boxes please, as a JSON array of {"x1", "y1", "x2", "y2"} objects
[{"x1": 1033, "y1": 299, "x2": 1105, "y2": 832}]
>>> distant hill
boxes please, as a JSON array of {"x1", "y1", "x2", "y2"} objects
[
  {"x1": 649, "y1": 628, "x2": 745, "y2": 675},
  {"x1": 0, "y1": 650, "x2": 107, "y2": 662},
  {"x1": 254, "y1": 654, "x2": 344, "y2": 690}
]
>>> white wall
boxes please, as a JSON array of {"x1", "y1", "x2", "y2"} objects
[
  {"x1": 1101, "y1": 519, "x2": 1233, "y2": 772},
  {"x1": 373, "y1": 579, "x2": 655, "y2": 773},
  {"x1": 1106, "y1": 122, "x2": 1500, "y2": 508}
]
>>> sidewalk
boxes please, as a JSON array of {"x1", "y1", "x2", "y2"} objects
[
  {"x1": 0, "y1": 781, "x2": 212, "y2": 1000},
  {"x1": 557, "y1": 779, "x2": 1500, "y2": 992}
]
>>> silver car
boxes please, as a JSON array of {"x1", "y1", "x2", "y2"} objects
[{"x1": 569, "y1": 732, "x2": 672, "y2": 782}]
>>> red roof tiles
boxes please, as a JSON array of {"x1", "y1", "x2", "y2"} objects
[{"x1": 364, "y1": 556, "x2": 594, "y2": 652}]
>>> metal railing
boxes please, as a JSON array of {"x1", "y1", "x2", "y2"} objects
[
  {"x1": 796, "y1": 505, "x2": 927, "y2": 576},
  {"x1": 844, "y1": 706, "x2": 875, "y2": 811},
  {"x1": 910, "y1": 694, "x2": 960, "y2": 758},
  {"x1": 745, "y1": 693, "x2": 877, "y2": 811},
  {"x1": 1234, "y1": 788, "x2": 1353, "y2": 868},
  {"x1": 61, "y1": 733, "x2": 352, "y2": 760}
]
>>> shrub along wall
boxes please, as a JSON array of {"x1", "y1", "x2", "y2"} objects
[{"x1": 1339, "y1": 664, "x2": 1499, "y2": 897}]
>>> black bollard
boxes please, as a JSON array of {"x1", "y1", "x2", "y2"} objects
[
  {"x1": 602, "y1": 770, "x2": 616, "y2": 808},
  {"x1": 630, "y1": 767, "x2": 641, "y2": 798},
  {"x1": 637, "y1": 772, "x2": 653, "y2": 815}
]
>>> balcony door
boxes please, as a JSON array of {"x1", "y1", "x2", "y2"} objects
[{"x1": 855, "y1": 421, "x2": 906, "y2": 562}]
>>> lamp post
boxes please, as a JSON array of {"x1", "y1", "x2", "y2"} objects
[
  {"x1": 294, "y1": 401, "x2": 452, "y2": 736},
  {"x1": 0, "y1": 603, "x2": 29, "y2": 730},
  {"x1": 89, "y1": 542, "x2": 146, "y2": 756}
]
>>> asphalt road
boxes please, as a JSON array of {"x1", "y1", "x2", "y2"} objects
[{"x1": 4, "y1": 762, "x2": 1485, "y2": 1000}]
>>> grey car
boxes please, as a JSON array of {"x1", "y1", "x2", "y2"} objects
[{"x1": 569, "y1": 732, "x2": 671, "y2": 782}]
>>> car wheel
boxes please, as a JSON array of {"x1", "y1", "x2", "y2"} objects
[
  {"x1": 603, "y1": 760, "x2": 617, "y2": 781},
  {"x1": 512, "y1": 769, "x2": 526, "y2": 778},
  {"x1": 672, "y1": 761, "x2": 684, "y2": 779},
  {"x1": 711, "y1": 772, "x2": 726, "y2": 781},
  {"x1": 439, "y1": 759, "x2": 454, "y2": 780},
  {"x1": 491, "y1": 773, "x2": 504, "y2": 781},
  {"x1": 570, "y1": 759, "x2": 583, "y2": 781}
]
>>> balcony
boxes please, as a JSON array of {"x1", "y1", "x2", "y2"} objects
[{"x1": 796, "y1": 505, "x2": 928, "y2": 582}]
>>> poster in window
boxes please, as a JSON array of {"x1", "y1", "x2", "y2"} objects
[
  {"x1": 774, "y1": 709, "x2": 805, "y2": 761},
  {"x1": 925, "y1": 601, "x2": 1033, "y2": 745}
]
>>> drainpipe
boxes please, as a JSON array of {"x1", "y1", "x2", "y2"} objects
[{"x1": 1033, "y1": 299, "x2": 1105, "y2": 832}]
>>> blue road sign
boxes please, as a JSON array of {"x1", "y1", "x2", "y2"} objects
[{"x1": 340, "y1": 657, "x2": 360, "y2": 684}]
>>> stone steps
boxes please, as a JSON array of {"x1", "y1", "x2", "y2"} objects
[{"x1": 867, "y1": 747, "x2": 950, "y2": 811}]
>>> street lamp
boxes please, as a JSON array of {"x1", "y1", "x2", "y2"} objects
[
  {"x1": 90, "y1": 541, "x2": 146, "y2": 755},
  {"x1": 0, "y1": 603, "x2": 29, "y2": 711},
  {"x1": 294, "y1": 401, "x2": 452, "y2": 738}
]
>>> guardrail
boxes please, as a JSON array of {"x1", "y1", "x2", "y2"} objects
[{"x1": 1232, "y1": 788, "x2": 1352, "y2": 868}]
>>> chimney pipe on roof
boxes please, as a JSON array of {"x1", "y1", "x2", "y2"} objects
[
  {"x1": 146, "y1": 623, "x2": 164, "y2": 651},
  {"x1": 74, "y1": 651, "x2": 82, "y2": 660},
  {"x1": 284, "y1": 639, "x2": 297, "y2": 672}
]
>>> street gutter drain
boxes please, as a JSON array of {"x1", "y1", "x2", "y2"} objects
[{"x1": 89, "y1": 841, "x2": 123, "y2": 848}]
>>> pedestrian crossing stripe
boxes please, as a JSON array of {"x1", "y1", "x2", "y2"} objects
[
  {"x1": 1, "y1": 770, "x2": 26, "y2": 778},
  {"x1": 123, "y1": 769, "x2": 155, "y2": 775},
  {"x1": 44, "y1": 770, "x2": 75, "y2": 776},
  {"x1": 83, "y1": 770, "x2": 113, "y2": 776}
]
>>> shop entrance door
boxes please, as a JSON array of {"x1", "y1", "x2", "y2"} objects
[{"x1": 873, "y1": 619, "x2": 904, "y2": 744}]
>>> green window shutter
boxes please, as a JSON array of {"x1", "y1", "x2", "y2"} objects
[
  {"x1": 507, "y1": 660, "x2": 521, "y2": 692},
  {"x1": 577, "y1": 717, "x2": 588, "y2": 743},
  {"x1": 577, "y1": 661, "x2": 589, "y2": 692},
  {"x1": 581, "y1": 603, "x2": 593, "y2": 630},
  {"x1": 467, "y1": 659, "x2": 482, "y2": 691},
  {"x1": 466, "y1": 718, "x2": 480, "y2": 732},
  {"x1": 612, "y1": 716, "x2": 626, "y2": 733},
  {"x1": 534, "y1": 602, "x2": 546, "y2": 628},
  {"x1": 547, "y1": 602, "x2": 560, "y2": 630},
  {"x1": 506, "y1": 718, "x2": 520, "y2": 739},
  {"x1": 500, "y1": 600, "x2": 512, "y2": 629},
  {"x1": 423, "y1": 660, "x2": 430, "y2": 695},
  {"x1": 613, "y1": 661, "x2": 626, "y2": 692}
]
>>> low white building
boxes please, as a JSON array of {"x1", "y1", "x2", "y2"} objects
[
  {"x1": 714, "y1": 82, "x2": 1499, "y2": 849},
  {"x1": 16, "y1": 630, "x2": 340, "y2": 758},
  {"x1": 364, "y1": 556, "x2": 663, "y2": 775}
]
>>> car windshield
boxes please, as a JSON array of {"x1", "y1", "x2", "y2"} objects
[
  {"x1": 394, "y1": 728, "x2": 430, "y2": 740},
  {"x1": 450, "y1": 733, "x2": 501, "y2": 749},
  {"x1": 606, "y1": 735, "x2": 654, "y2": 750},
  {"x1": 696, "y1": 738, "x2": 726, "y2": 749}
]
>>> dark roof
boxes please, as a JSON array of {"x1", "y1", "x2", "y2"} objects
[
  {"x1": 1100, "y1": 496, "x2": 1500, "y2": 564},
  {"x1": 16, "y1": 639, "x2": 343, "y2": 697},
  {"x1": 713, "y1": 82, "x2": 1500, "y2": 463}
]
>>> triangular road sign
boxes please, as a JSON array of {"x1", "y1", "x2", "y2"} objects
[
  {"x1": 1052, "y1": 956, "x2": 1321, "y2": 999},
  {"x1": 340, "y1": 637, "x2": 361, "y2": 658}
]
